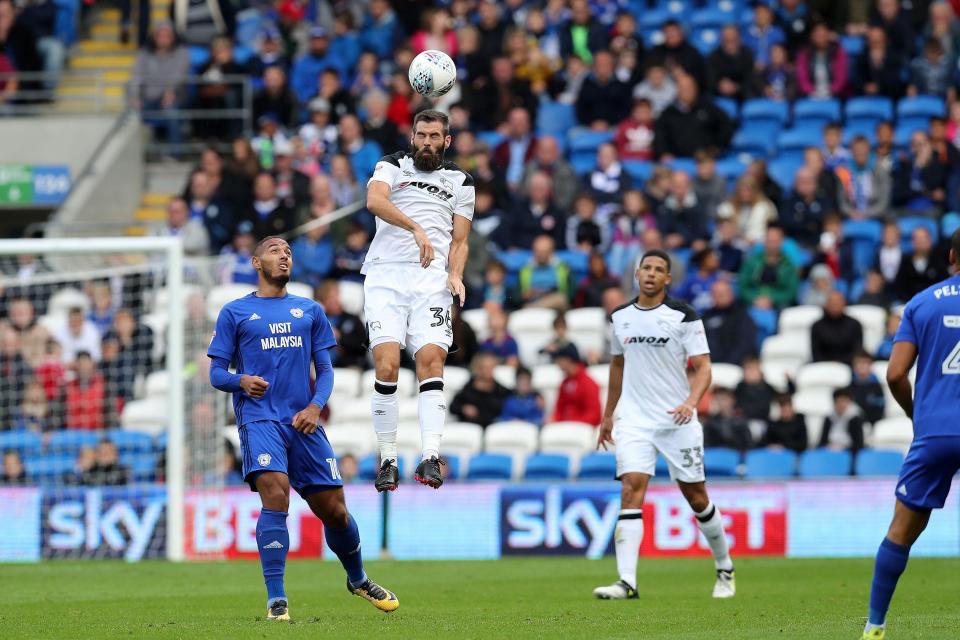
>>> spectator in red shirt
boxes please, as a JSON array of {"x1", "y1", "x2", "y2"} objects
[
  {"x1": 615, "y1": 98, "x2": 655, "y2": 162},
  {"x1": 552, "y1": 351, "x2": 602, "y2": 426},
  {"x1": 65, "y1": 351, "x2": 106, "y2": 430}
]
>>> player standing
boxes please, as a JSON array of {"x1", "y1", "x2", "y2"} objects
[
  {"x1": 861, "y1": 230, "x2": 960, "y2": 640},
  {"x1": 363, "y1": 110, "x2": 475, "y2": 491},
  {"x1": 593, "y1": 249, "x2": 735, "y2": 600},
  {"x1": 208, "y1": 237, "x2": 398, "y2": 621}
]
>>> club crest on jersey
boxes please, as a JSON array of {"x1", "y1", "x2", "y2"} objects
[
  {"x1": 396, "y1": 180, "x2": 455, "y2": 201},
  {"x1": 290, "y1": 308, "x2": 304, "y2": 318},
  {"x1": 258, "y1": 454, "x2": 271, "y2": 467}
]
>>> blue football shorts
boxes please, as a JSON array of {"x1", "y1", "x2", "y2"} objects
[{"x1": 238, "y1": 420, "x2": 343, "y2": 495}]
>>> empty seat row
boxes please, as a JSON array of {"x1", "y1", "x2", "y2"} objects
[{"x1": 0, "y1": 428, "x2": 162, "y2": 455}]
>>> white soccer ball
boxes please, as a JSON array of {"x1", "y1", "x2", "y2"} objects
[{"x1": 408, "y1": 50, "x2": 457, "y2": 98}]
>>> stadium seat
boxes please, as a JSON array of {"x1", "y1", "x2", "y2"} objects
[
  {"x1": 568, "y1": 129, "x2": 615, "y2": 175},
  {"x1": 713, "y1": 97, "x2": 739, "y2": 121},
  {"x1": 845, "y1": 305, "x2": 888, "y2": 354},
  {"x1": 466, "y1": 453, "x2": 513, "y2": 480},
  {"x1": 476, "y1": 130, "x2": 505, "y2": 149},
  {"x1": 577, "y1": 452, "x2": 617, "y2": 480},
  {"x1": 691, "y1": 27, "x2": 721, "y2": 54},
  {"x1": 731, "y1": 127, "x2": 775, "y2": 158},
  {"x1": 798, "y1": 449, "x2": 852, "y2": 477},
  {"x1": 855, "y1": 449, "x2": 905, "y2": 477},
  {"x1": 47, "y1": 430, "x2": 102, "y2": 452},
  {"x1": 460, "y1": 307, "x2": 489, "y2": 341},
  {"x1": 704, "y1": 448, "x2": 740, "y2": 477},
  {"x1": 663, "y1": 0, "x2": 691, "y2": 18},
  {"x1": 441, "y1": 422, "x2": 484, "y2": 461},
  {"x1": 48, "y1": 287, "x2": 90, "y2": 316},
  {"x1": 843, "y1": 219, "x2": 883, "y2": 244},
  {"x1": 639, "y1": 8, "x2": 673, "y2": 29},
  {"x1": 776, "y1": 125, "x2": 823, "y2": 154},
  {"x1": 443, "y1": 367, "x2": 471, "y2": 400},
  {"x1": 840, "y1": 34, "x2": 865, "y2": 57},
  {"x1": 792, "y1": 388, "x2": 834, "y2": 420},
  {"x1": 536, "y1": 101, "x2": 576, "y2": 139},
  {"x1": 845, "y1": 97, "x2": 894, "y2": 124},
  {"x1": 741, "y1": 98, "x2": 789, "y2": 126},
  {"x1": 332, "y1": 368, "x2": 361, "y2": 398},
  {"x1": 711, "y1": 363, "x2": 744, "y2": 390},
  {"x1": 640, "y1": 27, "x2": 665, "y2": 48},
  {"x1": 894, "y1": 120, "x2": 928, "y2": 147},
  {"x1": 206, "y1": 283, "x2": 257, "y2": 321},
  {"x1": 842, "y1": 120, "x2": 879, "y2": 146},
  {"x1": 767, "y1": 156, "x2": 803, "y2": 190},
  {"x1": 361, "y1": 368, "x2": 416, "y2": 397},
  {"x1": 779, "y1": 305, "x2": 823, "y2": 334},
  {"x1": 897, "y1": 95, "x2": 946, "y2": 120},
  {"x1": 744, "y1": 448, "x2": 797, "y2": 478},
  {"x1": 107, "y1": 430, "x2": 155, "y2": 453},
  {"x1": 872, "y1": 417, "x2": 914, "y2": 453},
  {"x1": 532, "y1": 364, "x2": 564, "y2": 392},
  {"x1": 622, "y1": 160, "x2": 654, "y2": 182},
  {"x1": 0, "y1": 430, "x2": 42, "y2": 455},
  {"x1": 539, "y1": 422, "x2": 596, "y2": 464},
  {"x1": 898, "y1": 217, "x2": 939, "y2": 250},
  {"x1": 484, "y1": 421, "x2": 540, "y2": 477},
  {"x1": 144, "y1": 370, "x2": 169, "y2": 398},
  {"x1": 665, "y1": 157, "x2": 697, "y2": 176},
  {"x1": 397, "y1": 399, "x2": 420, "y2": 423},
  {"x1": 123, "y1": 452, "x2": 159, "y2": 480},
  {"x1": 188, "y1": 45, "x2": 210, "y2": 70},
  {"x1": 796, "y1": 362, "x2": 852, "y2": 393},
  {"x1": 655, "y1": 455, "x2": 670, "y2": 477},
  {"x1": 493, "y1": 364, "x2": 517, "y2": 389},
  {"x1": 121, "y1": 397, "x2": 168, "y2": 435},
  {"x1": 324, "y1": 423, "x2": 376, "y2": 457},
  {"x1": 566, "y1": 306, "x2": 607, "y2": 357},
  {"x1": 749, "y1": 307, "x2": 777, "y2": 348},
  {"x1": 761, "y1": 332, "x2": 812, "y2": 370},
  {"x1": 24, "y1": 454, "x2": 75, "y2": 481},
  {"x1": 714, "y1": 155, "x2": 749, "y2": 180},
  {"x1": 792, "y1": 98, "x2": 841, "y2": 127},
  {"x1": 691, "y1": 7, "x2": 733, "y2": 28},
  {"x1": 587, "y1": 364, "x2": 610, "y2": 390},
  {"x1": 329, "y1": 397, "x2": 375, "y2": 424},
  {"x1": 338, "y1": 281, "x2": 364, "y2": 317},
  {"x1": 394, "y1": 421, "x2": 422, "y2": 460},
  {"x1": 942, "y1": 212, "x2": 960, "y2": 238},
  {"x1": 761, "y1": 361, "x2": 796, "y2": 393},
  {"x1": 358, "y1": 454, "x2": 407, "y2": 481},
  {"x1": 509, "y1": 308, "x2": 558, "y2": 364},
  {"x1": 523, "y1": 453, "x2": 571, "y2": 480}
]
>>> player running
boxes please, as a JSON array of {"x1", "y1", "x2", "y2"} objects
[
  {"x1": 593, "y1": 249, "x2": 735, "y2": 600},
  {"x1": 208, "y1": 236, "x2": 398, "y2": 621},
  {"x1": 861, "y1": 229, "x2": 960, "y2": 640},
  {"x1": 363, "y1": 109, "x2": 475, "y2": 491}
]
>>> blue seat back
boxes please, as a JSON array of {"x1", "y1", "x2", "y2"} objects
[
  {"x1": 577, "y1": 452, "x2": 617, "y2": 480},
  {"x1": 704, "y1": 447, "x2": 740, "y2": 477},
  {"x1": 942, "y1": 212, "x2": 960, "y2": 238},
  {"x1": 842, "y1": 120, "x2": 880, "y2": 145},
  {"x1": 466, "y1": 453, "x2": 513, "y2": 480},
  {"x1": 898, "y1": 216, "x2": 939, "y2": 252},
  {"x1": 0, "y1": 430, "x2": 42, "y2": 455},
  {"x1": 537, "y1": 101, "x2": 576, "y2": 140},
  {"x1": 741, "y1": 98, "x2": 789, "y2": 125},
  {"x1": 767, "y1": 156, "x2": 803, "y2": 190},
  {"x1": 744, "y1": 448, "x2": 798, "y2": 478},
  {"x1": 777, "y1": 126, "x2": 822, "y2": 152},
  {"x1": 108, "y1": 430, "x2": 157, "y2": 452},
  {"x1": 523, "y1": 453, "x2": 571, "y2": 480},
  {"x1": 623, "y1": 160, "x2": 654, "y2": 182},
  {"x1": 855, "y1": 449, "x2": 905, "y2": 477},
  {"x1": 845, "y1": 97, "x2": 894, "y2": 123},
  {"x1": 24, "y1": 454, "x2": 75, "y2": 480},
  {"x1": 897, "y1": 95, "x2": 946, "y2": 120},
  {"x1": 714, "y1": 97, "x2": 739, "y2": 121},
  {"x1": 793, "y1": 98, "x2": 841, "y2": 126},
  {"x1": 799, "y1": 449, "x2": 852, "y2": 477}
]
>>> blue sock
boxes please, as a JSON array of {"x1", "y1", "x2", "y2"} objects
[
  {"x1": 325, "y1": 513, "x2": 367, "y2": 588},
  {"x1": 256, "y1": 508, "x2": 289, "y2": 606},
  {"x1": 868, "y1": 537, "x2": 911, "y2": 626}
]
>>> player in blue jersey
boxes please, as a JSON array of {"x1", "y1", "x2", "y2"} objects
[
  {"x1": 208, "y1": 236, "x2": 398, "y2": 621},
  {"x1": 861, "y1": 229, "x2": 960, "y2": 640}
]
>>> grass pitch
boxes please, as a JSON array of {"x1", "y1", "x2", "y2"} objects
[{"x1": 1, "y1": 557, "x2": 958, "y2": 639}]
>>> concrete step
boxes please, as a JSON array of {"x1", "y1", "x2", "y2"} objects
[
  {"x1": 135, "y1": 207, "x2": 166, "y2": 221},
  {"x1": 142, "y1": 192, "x2": 173, "y2": 206},
  {"x1": 77, "y1": 40, "x2": 135, "y2": 53},
  {"x1": 59, "y1": 70, "x2": 131, "y2": 86},
  {"x1": 125, "y1": 225, "x2": 149, "y2": 236},
  {"x1": 71, "y1": 54, "x2": 136, "y2": 69},
  {"x1": 56, "y1": 85, "x2": 125, "y2": 99}
]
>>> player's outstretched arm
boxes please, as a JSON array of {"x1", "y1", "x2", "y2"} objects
[
  {"x1": 598, "y1": 355, "x2": 625, "y2": 450},
  {"x1": 367, "y1": 180, "x2": 435, "y2": 268},
  {"x1": 668, "y1": 353, "x2": 712, "y2": 425},
  {"x1": 447, "y1": 215, "x2": 471, "y2": 306},
  {"x1": 887, "y1": 341, "x2": 917, "y2": 419}
]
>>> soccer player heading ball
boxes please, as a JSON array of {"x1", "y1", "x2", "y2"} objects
[
  {"x1": 364, "y1": 110, "x2": 475, "y2": 491},
  {"x1": 594, "y1": 249, "x2": 735, "y2": 600},
  {"x1": 208, "y1": 237, "x2": 398, "y2": 621}
]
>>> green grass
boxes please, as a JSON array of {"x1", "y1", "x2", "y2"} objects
[{"x1": 1, "y1": 557, "x2": 958, "y2": 639}]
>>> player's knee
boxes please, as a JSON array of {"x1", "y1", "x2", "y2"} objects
[
  {"x1": 375, "y1": 361, "x2": 400, "y2": 383},
  {"x1": 262, "y1": 487, "x2": 289, "y2": 512},
  {"x1": 323, "y1": 502, "x2": 350, "y2": 529}
]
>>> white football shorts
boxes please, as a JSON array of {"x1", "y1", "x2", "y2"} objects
[
  {"x1": 613, "y1": 421, "x2": 706, "y2": 483},
  {"x1": 363, "y1": 263, "x2": 453, "y2": 355}
]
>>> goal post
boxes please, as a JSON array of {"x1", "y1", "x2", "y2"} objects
[{"x1": 0, "y1": 237, "x2": 187, "y2": 561}]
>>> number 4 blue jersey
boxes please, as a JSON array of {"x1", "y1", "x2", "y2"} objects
[{"x1": 894, "y1": 274, "x2": 960, "y2": 437}]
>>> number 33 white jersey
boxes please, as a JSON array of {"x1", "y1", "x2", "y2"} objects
[{"x1": 609, "y1": 297, "x2": 710, "y2": 430}]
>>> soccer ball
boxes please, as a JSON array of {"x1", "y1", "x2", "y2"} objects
[{"x1": 408, "y1": 50, "x2": 457, "y2": 98}]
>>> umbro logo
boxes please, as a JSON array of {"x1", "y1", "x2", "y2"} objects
[
  {"x1": 263, "y1": 540, "x2": 284, "y2": 549},
  {"x1": 249, "y1": 313, "x2": 261, "y2": 321}
]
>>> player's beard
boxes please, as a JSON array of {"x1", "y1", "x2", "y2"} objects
[
  {"x1": 264, "y1": 265, "x2": 290, "y2": 287},
  {"x1": 413, "y1": 143, "x2": 444, "y2": 171}
]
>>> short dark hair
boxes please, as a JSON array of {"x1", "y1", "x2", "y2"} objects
[
  {"x1": 833, "y1": 387, "x2": 853, "y2": 401},
  {"x1": 413, "y1": 109, "x2": 450, "y2": 136},
  {"x1": 640, "y1": 249, "x2": 671, "y2": 273},
  {"x1": 254, "y1": 236, "x2": 287, "y2": 257}
]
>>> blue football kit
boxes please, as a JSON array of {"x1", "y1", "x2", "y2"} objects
[
  {"x1": 892, "y1": 274, "x2": 960, "y2": 511},
  {"x1": 208, "y1": 292, "x2": 341, "y2": 494}
]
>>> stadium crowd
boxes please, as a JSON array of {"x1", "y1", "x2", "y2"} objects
[{"x1": 5, "y1": 0, "x2": 960, "y2": 483}]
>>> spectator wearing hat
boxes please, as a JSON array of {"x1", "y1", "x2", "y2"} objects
[
  {"x1": 552, "y1": 350, "x2": 601, "y2": 426},
  {"x1": 169, "y1": 0, "x2": 235, "y2": 46},
  {"x1": 291, "y1": 26, "x2": 346, "y2": 104},
  {"x1": 217, "y1": 221, "x2": 258, "y2": 284},
  {"x1": 252, "y1": 66, "x2": 298, "y2": 130},
  {"x1": 702, "y1": 280, "x2": 757, "y2": 365},
  {"x1": 575, "y1": 50, "x2": 631, "y2": 130},
  {"x1": 654, "y1": 74, "x2": 733, "y2": 159}
]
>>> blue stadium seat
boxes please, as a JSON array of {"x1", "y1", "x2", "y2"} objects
[
  {"x1": 741, "y1": 98, "x2": 789, "y2": 126},
  {"x1": 122, "y1": 452, "x2": 158, "y2": 481},
  {"x1": 855, "y1": 449, "x2": 905, "y2": 477},
  {"x1": 662, "y1": 0, "x2": 692, "y2": 20},
  {"x1": 793, "y1": 98, "x2": 841, "y2": 127},
  {"x1": 897, "y1": 95, "x2": 946, "y2": 120},
  {"x1": 536, "y1": 100, "x2": 576, "y2": 141},
  {"x1": 708, "y1": 0, "x2": 744, "y2": 14},
  {"x1": 776, "y1": 125, "x2": 823, "y2": 153},
  {"x1": 47, "y1": 430, "x2": 102, "y2": 452},
  {"x1": 845, "y1": 97, "x2": 894, "y2": 124},
  {"x1": 848, "y1": 276, "x2": 866, "y2": 302},
  {"x1": 640, "y1": 28, "x2": 665, "y2": 48},
  {"x1": 894, "y1": 120, "x2": 927, "y2": 148},
  {"x1": 108, "y1": 430, "x2": 156, "y2": 452},
  {"x1": 466, "y1": 453, "x2": 513, "y2": 480},
  {"x1": 477, "y1": 130, "x2": 506, "y2": 150},
  {"x1": 748, "y1": 307, "x2": 777, "y2": 348},
  {"x1": 798, "y1": 449, "x2": 852, "y2": 477},
  {"x1": 732, "y1": 128, "x2": 774, "y2": 157},
  {"x1": 568, "y1": 129, "x2": 614, "y2": 175},
  {"x1": 233, "y1": 44, "x2": 255, "y2": 65},
  {"x1": 744, "y1": 448, "x2": 798, "y2": 478},
  {"x1": 714, "y1": 155, "x2": 749, "y2": 180},
  {"x1": 623, "y1": 160, "x2": 654, "y2": 182},
  {"x1": 898, "y1": 216, "x2": 939, "y2": 251},
  {"x1": 496, "y1": 250, "x2": 533, "y2": 280},
  {"x1": 738, "y1": 6, "x2": 753, "y2": 27},
  {"x1": 639, "y1": 8, "x2": 673, "y2": 29},
  {"x1": 577, "y1": 452, "x2": 617, "y2": 480},
  {"x1": 840, "y1": 34, "x2": 865, "y2": 58},
  {"x1": 942, "y1": 212, "x2": 960, "y2": 238},
  {"x1": 24, "y1": 454, "x2": 75, "y2": 480},
  {"x1": 691, "y1": 28, "x2": 721, "y2": 54},
  {"x1": 556, "y1": 250, "x2": 590, "y2": 282},
  {"x1": 665, "y1": 157, "x2": 697, "y2": 176},
  {"x1": 443, "y1": 455, "x2": 461, "y2": 480},
  {"x1": 234, "y1": 9, "x2": 264, "y2": 46},
  {"x1": 523, "y1": 453, "x2": 571, "y2": 480},
  {"x1": 189, "y1": 45, "x2": 211, "y2": 70},
  {"x1": 154, "y1": 431, "x2": 167, "y2": 450},
  {"x1": 691, "y1": 8, "x2": 735, "y2": 28},
  {"x1": 0, "y1": 430, "x2": 42, "y2": 455},
  {"x1": 842, "y1": 120, "x2": 879, "y2": 145},
  {"x1": 767, "y1": 156, "x2": 803, "y2": 190},
  {"x1": 704, "y1": 448, "x2": 740, "y2": 477},
  {"x1": 714, "y1": 97, "x2": 739, "y2": 121},
  {"x1": 844, "y1": 219, "x2": 884, "y2": 276}
]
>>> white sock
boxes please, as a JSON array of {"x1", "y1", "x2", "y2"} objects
[
  {"x1": 695, "y1": 502, "x2": 733, "y2": 571},
  {"x1": 418, "y1": 377, "x2": 445, "y2": 460},
  {"x1": 371, "y1": 379, "x2": 398, "y2": 463},
  {"x1": 615, "y1": 509, "x2": 643, "y2": 589}
]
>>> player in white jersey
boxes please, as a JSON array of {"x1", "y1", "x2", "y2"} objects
[
  {"x1": 363, "y1": 110, "x2": 475, "y2": 492},
  {"x1": 593, "y1": 249, "x2": 736, "y2": 601}
]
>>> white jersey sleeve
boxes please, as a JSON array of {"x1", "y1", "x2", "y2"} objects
[
  {"x1": 608, "y1": 320, "x2": 624, "y2": 355},
  {"x1": 682, "y1": 318, "x2": 710, "y2": 357},
  {"x1": 454, "y1": 182, "x2": 475, "y2": 220},
  {"x1": 369, "y1": 158, "x2": 401, "y2": 187}
]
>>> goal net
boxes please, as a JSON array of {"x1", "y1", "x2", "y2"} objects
[{"x1": 0, "y1": 237, "x2": 229, "y2": 562}]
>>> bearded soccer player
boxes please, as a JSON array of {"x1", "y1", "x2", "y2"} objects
[
  {"x1": 594, "y1": 249, "x2": 735, "y2": 600},
  {"x1": 861, "y1": 229, "x2": 960, "y2": 640},
  {"x1": 364, "y1": 109, "x2": 475, "y2": 491},
  {"x1": 208, "y1": 236, "x2": 398, "y2": 620}
]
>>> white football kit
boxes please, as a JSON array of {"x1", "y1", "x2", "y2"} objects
[
  {"x1": 364, "y1": 151, "x2": 475, "y2": 354},
  {"x1": 609, "y1": 296, "x2": 711, "y2": 483}
]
